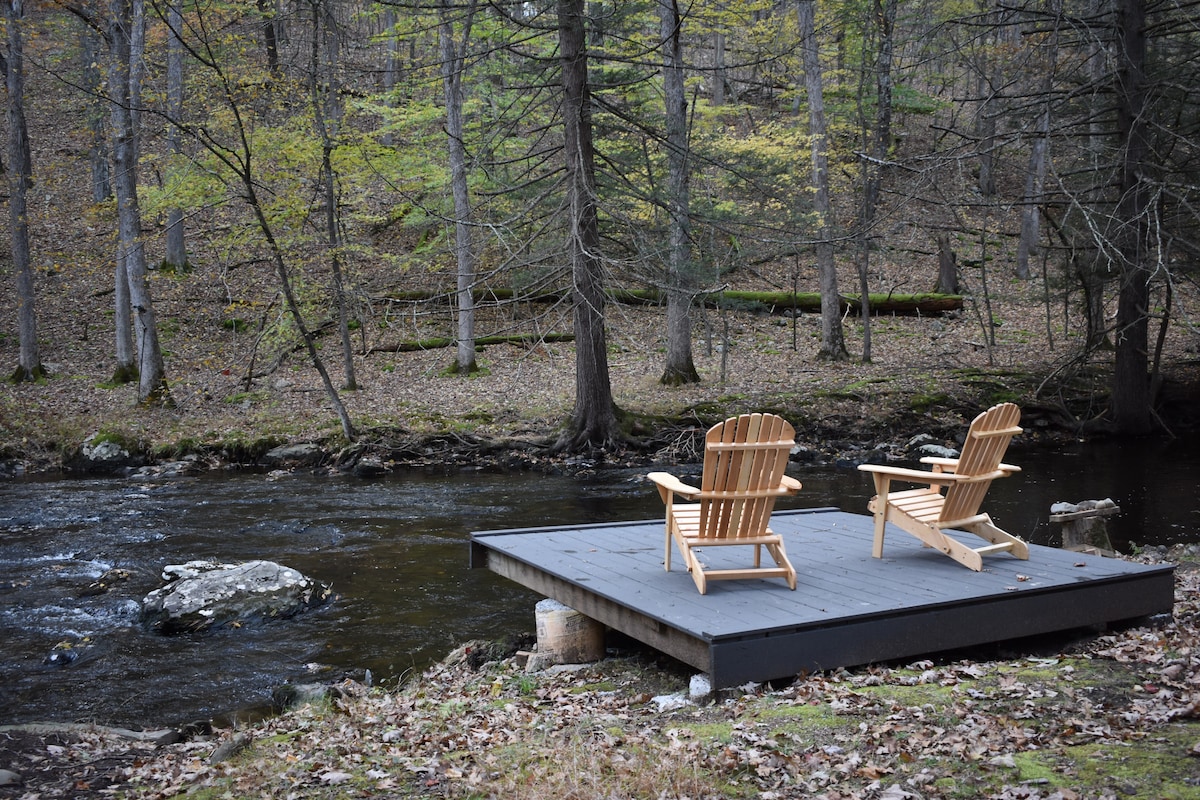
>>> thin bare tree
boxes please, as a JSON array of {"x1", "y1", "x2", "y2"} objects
[
  {"x1": 6, "y1": 0, "x2": 43, "y2": 382},
  {"x1": 556, "y1": 0, "x2": 620, "y2": 451},
  {"x1": 440, "y1": 0, "x2": 479, "y2": 375},
  {"x1": 797, "y1": 0, "x2": 847, "y2": 361},
  {"x1": 309, "y1": 0, "x2": 358, "y2": 390},
  {"x1": 658, "y1": 0, "x2": 699, "y2": 385},
  {"x1": 162, "y1": 0, "x2": 187, "y2": 270},
  {"x1": 109, "y1": 0, "x2": 171, "y2": 404}
]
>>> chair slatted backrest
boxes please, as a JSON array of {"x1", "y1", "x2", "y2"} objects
[
  {"x1": 696, "y1": 413, "x2": 795, "y2": 540},
  {"x1": 940, "y1": 403, "x2": 1022, "y2": 524}
]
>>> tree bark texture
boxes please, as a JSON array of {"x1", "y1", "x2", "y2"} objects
[
  {"x1": 380, "y1": 5, "x2": 398, "y2": 145},
  {"x1": 1015, "y1": 113, "x2": 1048, "y2": 280},
  {"x1": 797, "y1": 0, "x2": 847, "y2": 361},
  {"x1": 440, "y1": 0, "x2": 478, "y2": 375},
  {"x1": 713, "y1": 29, "x2": 726, "y2": 106},
  {"x1": 935, "y1": 234, "x2": 959, "y2": 295},
  {"x1": 974, "y1": 7, "x2": 998, "y2": 197},
  {"x1": 81, "y1": 27, "x2": 111, "y2": 203},
  {"x1": 310, "y1": 0, "x2": 357, "y2": 390},
  {"x1": 658, "y1": 0, "x2": 698, "y2": 386},
  {"x1": 1110, "y1": 0, "x2": 1152, "y2": 434},
  {"x1": 1015, "y1": 0, "x2": 1060, "y2": 281},
  {"x1": 7, "y1": 0, "x2": 41, "y2": 382},
  {"x1": 108, "y1": 0, "x2": 170, "y2": 404},
  {"x1": 258, "y1": 0, "x2": 279, "y2": 76},
  {"x1": 854, "y1": 0, "x2": 897, "y2": 364},
  {"x1": 163, "y1": 0, "x2": 187, "y2": 270},
  {"x1": 557, "y1": 0, "x2": 619, "y2": 451}
]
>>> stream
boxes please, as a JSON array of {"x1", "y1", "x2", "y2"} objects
[{"x1": 1, "y1": 436, "x2": 1196, "y2": 729}]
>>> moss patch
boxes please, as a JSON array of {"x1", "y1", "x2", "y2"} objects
[{"x1": 1017, "y1": 724, "x2": 1200, "y2": 798}]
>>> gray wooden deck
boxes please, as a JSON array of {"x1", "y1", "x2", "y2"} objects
[{"x1": 469, "y1": 508, "x2": 1176, "y2": 688}]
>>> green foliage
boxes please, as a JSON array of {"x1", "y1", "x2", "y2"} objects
[{"x1": 225, "y1": 391, "x2": 261, "y2": 406}]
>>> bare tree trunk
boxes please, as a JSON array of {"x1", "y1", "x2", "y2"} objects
[
  {"x1": 712, "y1": 16, "x2": 726, "y2": 106},
  {"x1": 165, "y1": 0, "x2": 353, "y2": 439},
  {"x1": 112, "y1": 254, "x2": 137, "y2": 383},
  {"x1": 1015, "y1": 109, "x2": 1048, "y2": 280},
  {"x1": 310, "y1": 0, "x2": 356, "y2": 390},
  {"x1": 658, "y1": 0, "x2": 698, "y2": 386},
  {"x1": 258, "y1": 0, "x2": 279, "y2": 76},
  {"x1": 797, "y1": 0, "x2": 847, "y2": 361},
  {"x1": 92, "y1": 16, "x2": 133, "y2": 384},
  {"x1": 253, "y1": 193, "x2": 357, "y2": 441},
  {"x1": 1015, "y1": 0, "x2": 1060, "y2": 280},
  {"x1": 81, "y1": 27, "x2": 111, "y2": 203},
  {"x1": 440, "y1": 0, "x2": 478, "y2": 375},
  {"x1": 1080, "y1": 258, "x2": 1108, "y2": 350},
  {"x1": 380, "y1": 4, "x2": 398, "y2": 145},
  {"x1": 109, "y1": 0, "x2": 170, "y2": 405},
  {"x1": 163, "y1": 0, "x2": 187, "y2": 271},
  {"x1": 976, "y1": 83, "x2": 997, "y2": 195},
  {"x1": 975, "y1": 4, "x2": 998, "y2": 197},
  {"x1": 556, "y1": 0, "x2": 620, "y2": 452},
  {"x1": 853, "y1": 0, "x2": 896, "y2": 364},
  {"x1": 1043, "y1": 206, "x2": 1108, "y2": 351},
  {"x1": 6, "y1": 0, "x2": 42, "y2": 382},
  {"x1": 935, "y1": 233, "x2": 959, "y2": 294},
  {"x1": 1110, "y1": 0, "x2": 1152, "y2": 434}
]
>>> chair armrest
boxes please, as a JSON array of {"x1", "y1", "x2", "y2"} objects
[
  {"x1": 780, "y1": 475, "x2": 803, "y2": 494},
  {"x1": 919, "y1": 456, "x2": 1020, "y2": 475},
  {"x1": 647, "y1": 471, "x2": 701, "y2": 500},
  {"x1": 919, "y1": 456, "x2": 960, "y2": 472},
  {"x1": 857, "y1": 463, "x2": 965, "y2": 485}
]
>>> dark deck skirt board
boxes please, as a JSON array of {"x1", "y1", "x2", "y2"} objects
[{"x1": 470, "y1": 508, "x2": 1175, "y2": 689}]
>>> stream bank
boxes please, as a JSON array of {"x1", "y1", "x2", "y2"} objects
[{"x1": 2, "y1": 550, "x2": 1197, "y2": 800}]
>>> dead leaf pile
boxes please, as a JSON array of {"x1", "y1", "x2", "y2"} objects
[{"x1": 8, "y1": 558, "x2": 1198, "y2": 800}]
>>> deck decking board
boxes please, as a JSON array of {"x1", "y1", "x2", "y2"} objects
[{"x1": 471, "y1": 509, "x2": 1175, "y2": 687}]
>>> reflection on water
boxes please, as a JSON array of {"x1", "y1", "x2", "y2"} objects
[{"x1": 0, "y1": 436, "x2": 1195, "y2": 728}]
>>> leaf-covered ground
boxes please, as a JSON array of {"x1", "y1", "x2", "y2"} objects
[{"x1": 2, "y1": 550, "x2": 1196, "y2": 800}]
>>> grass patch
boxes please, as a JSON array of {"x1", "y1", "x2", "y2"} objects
[{"x1": 1017, "y1": 724, "x2": 1200, "y2": 798}]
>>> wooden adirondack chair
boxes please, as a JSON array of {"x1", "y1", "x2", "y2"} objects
[
  {"x1": 648, "y1": 413, "x2": 801, "y2": 594},
  {"x1": 857, "y1": 402, "x2": 1030, "y2": 571}
]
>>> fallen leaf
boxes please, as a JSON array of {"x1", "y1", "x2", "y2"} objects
[{"x1": 319, "y1": 770, "x2": 354, "y2": 784}]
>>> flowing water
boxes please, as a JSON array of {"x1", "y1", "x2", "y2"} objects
[{"x1": 1, "y1": 436, "x2": 1196, "y2": 729}]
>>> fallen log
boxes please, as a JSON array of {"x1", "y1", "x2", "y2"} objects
[
  {"x1": 716, "y1": 290, "x2": 963, "y2": 315},
  {"x1": 367, "y1": 332, "x2": 574, "y2": 354},
  {"x1": 378, "y1": 287, "x2": 963, "y2": 316}
]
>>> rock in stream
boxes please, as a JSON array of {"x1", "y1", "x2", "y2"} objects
[{"x1": 141, "y1": 560, "x2": 331, "y2": 634}]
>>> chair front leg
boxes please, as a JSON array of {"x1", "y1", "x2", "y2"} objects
[
  {"x1": 869, "y1": 473, "x2": 891, "y2": 559},
  {"x1": 664, "y1": 497, "x2": 675, "y2": 571}
]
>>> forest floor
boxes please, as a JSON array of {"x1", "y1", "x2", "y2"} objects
[{"x1": 3, "y1": 264, "x2": 1200, "y2": 476}]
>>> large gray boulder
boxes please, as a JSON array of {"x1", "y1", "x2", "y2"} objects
[
  {"x1": 261, "y1": 443, "x2": 325, "y2": 468},
  {"x1": 64, "y1": 433, "x2": 146, "y2": 474},
  {"x1": 141, "y1": 560, "x2": 331, "y2": 634}
]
